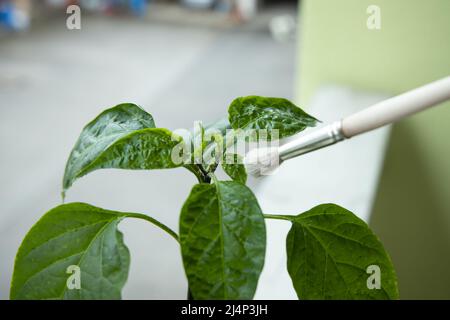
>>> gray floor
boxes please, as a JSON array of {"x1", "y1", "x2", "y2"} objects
[{"x1": 0, "y1": 14, "x2": 295, "y2": 299}]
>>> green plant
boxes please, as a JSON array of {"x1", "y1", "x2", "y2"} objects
[{"x1": 10, "y1": 97, "x2": 398, "y2": 300}]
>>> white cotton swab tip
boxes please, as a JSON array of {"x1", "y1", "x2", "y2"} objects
[{"x1": 244, "y1": 147, "x2": 282, "y2": 177}]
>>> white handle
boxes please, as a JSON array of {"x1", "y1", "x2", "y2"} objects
[{"x1": 342, "y1": 76, "x2": 450, "y2": 138}]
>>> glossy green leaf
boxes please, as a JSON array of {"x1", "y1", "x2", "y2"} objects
[
  {"x1": 285, "y1": 204, "x2": 399, "y2": 300},
  {"x1": 63, "y1": 103, "x2": 156, "y2": 193},
  {"x1": 180, "y1": 180, "x2": 266, "y2": 299},
  {"x1": 228, "y1": 96, "x2": 318, "y2": 139},
  {"x1": 222, "y1": 154, "x2": 247, "y2": 184},
  {"x1": 78, "y1": 128, "x2": 182, "y2": 173},
  {"x1": 10, "y1": 202, "x2": 178, "y2": 300},
  {"x1": 64, "y1": 128, "x2": 183, "y2": 195}
]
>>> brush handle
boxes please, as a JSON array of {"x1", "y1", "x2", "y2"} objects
[{"x1": 342, "y1": 76, "x2": 450, "y2": 138}]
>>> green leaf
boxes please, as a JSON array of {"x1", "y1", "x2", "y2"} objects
[
  {"x1": 285, "y1": 204, "x2": 399, "y2": 300},
  {"x1": 222, "y1": 154, "x2": 247, "y2": 184},
  {"x1": 179, "y1": 180, "x2": 266, "y2": 299},
  {"x1": 77, "y1": 128, "x2": 182, "y2": 173},
  {"x1": 63, "y1": 103, "x2": 156, "y2": 193},
  {"x1": 228, "y1": 96, "x2": 318, "y2": 139},
  {"x1": 10, "y1": 202, "x2": 178, "y2": 300},
  {"x1": 64, "y1": 127, "x2": 183, "y2": 195}
]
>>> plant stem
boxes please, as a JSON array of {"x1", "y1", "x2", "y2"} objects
[
  {"x1": 128, "y1": 213, "x2": 180, "y2": 243},
  {"x1": 203, "y1": 174, "x2": 211, "y2": 183},
  {"x1": 203, "y1": 128, "x2": 235, "y2": 171},
  {"x1": 187, "y1": 288, "x2": 194, "y2": 300},
  {"x1": 263, "y1": 214, "x2": 295, "y2": 221},
  {"x1": 184, "y1": 164, "x2": 205, "y2": 184},
  {"x1": 198, "y1": 164, "x2": 212, "y2": 183}
]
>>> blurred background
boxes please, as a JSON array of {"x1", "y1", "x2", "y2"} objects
[{"x1": 1, "y1": 0, "x2": 449, "y2": 299}]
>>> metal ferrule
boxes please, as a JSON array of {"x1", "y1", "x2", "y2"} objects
[{"x1": 278, "y1": 120, "x2": 345, "y2": 161}]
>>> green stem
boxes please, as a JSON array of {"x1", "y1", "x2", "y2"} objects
[
  {"x1": 263, "y1": 214, "x2": 295, "y2": 221},
  {"x1": 203, "y1": 129, "x2": 234, "y2": 170},
  {"x1": 203, "y1": 174, "x2": 211, "y2": 184},
  {"x1": 209, "y1": 172, "x2": 219, "y2": 184},
  {"x1": 128, "y1": 213, "x2": 179, "y2": 243},
  {"x1": 198, "y1": 165, "x2": 212, "y2": 183},
  {"x1": 184, "y1": 165, "x2": 205, "y2": 184},
  {"x1": 187, "y1": 288, "x2": 194, "y2": 300}
]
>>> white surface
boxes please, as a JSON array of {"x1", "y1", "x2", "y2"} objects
[{"x1": 253, "y1": 86, "x2": 392, "y2": 299}]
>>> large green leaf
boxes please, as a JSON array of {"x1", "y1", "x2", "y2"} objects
[
  {"x1": 10, "y1": 202, "x2": 177, "y2": 300},
  {"x1": 77, "y1": 128, "x2": 182, "y2": 174},
  {"x1": 228, "y1": 96, "x2": 318, "y2": 139},
  {"x1": 179, "y1": 180, "x2": 266, "y2": 299},
  {"x1": 63, "y1": 103, "x2": 156, "y2": 193},
  {"x1": 285, "y1": 204, "x2": 399, "y2": 299},
  {"x1": 64, "y1": 128, "x2": 183, "y2": 196}
]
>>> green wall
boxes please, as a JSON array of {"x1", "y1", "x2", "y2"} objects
[{"x1": 297, "y1": 0, "x2": 450, "y2": 298}]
